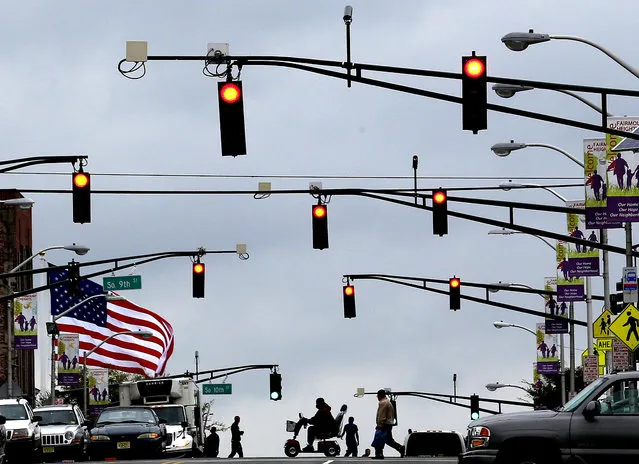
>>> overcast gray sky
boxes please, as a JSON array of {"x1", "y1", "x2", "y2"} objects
[{"x1": 3, "y1": 0, "x2": 639, "y2": 457}]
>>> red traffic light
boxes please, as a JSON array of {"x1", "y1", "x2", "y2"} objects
[
  {"x1": 344, "y1": 285, "x2": 355, "y2": 296},
  {"x1": 73, "y1": 172, "x2": 89, "y2": 189},
  {"x1": 313, "y1": 205, "x2": 327, "y2": 219},
  {"x1": 463, "y1": 58, "x2": 485, "y2": 79},
  {"x1": 433, "y1": 190, "x2": 447, "y2": 204},
  {"x1": 220, "y1": 83, "x2": 241, "y2": 104},
  {"x1": 193, "y1": 263, "x2": 205, "y2": 274},
  {"x1": 449, "y1": 277, "x2": 460, "y2": 288}
]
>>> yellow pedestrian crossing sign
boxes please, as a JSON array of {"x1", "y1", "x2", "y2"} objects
[
  {"x1": 609, "y1": 304, "x2": 639, "y2": 350},
  {"x1": 593, "y1": 310, "x2": 614, "y2": 339}
]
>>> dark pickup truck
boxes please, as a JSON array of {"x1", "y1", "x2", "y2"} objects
[{"x1": 459, "y1": 371, "x2": 639, "y2": 464}]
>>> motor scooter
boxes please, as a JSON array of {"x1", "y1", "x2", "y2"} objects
[{"x1": 284, "y1": 404, "x2": 347, "y2": 458}]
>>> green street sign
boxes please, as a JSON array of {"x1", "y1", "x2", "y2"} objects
[
  {"x1": 103, "y1": 275, "x2": 142, "y2": 291},
  {"x1": 202, "y1": 384, "x2": 232, "y2": 395}
]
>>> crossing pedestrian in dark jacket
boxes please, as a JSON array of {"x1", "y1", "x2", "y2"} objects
[{"x1": 228, "y1": 416, "x2": 244, "y2": 458}]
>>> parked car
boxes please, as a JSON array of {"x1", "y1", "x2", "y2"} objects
[
  {"x1": 0, "y1": 398, "x2": 42, "y2": 463},
  {"x1": 34, "y1": 404, "x2": 87, "y2": 462},
  {"x1": 460, "y1": 371, "x2": 639, "y2": 463},
  {"x1": 87, "y1": 406, "x2": 167, "y2": 461},
  {"x1": 403, "y1": 429, "x2": 465, "y2": 457}
]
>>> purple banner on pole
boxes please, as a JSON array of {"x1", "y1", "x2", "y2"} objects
[
  {"x1": 569, "y1": 256, "x2": 600, "y2": 277},
  {"x1": 604, "y1": 196, "x2": 639, "y2": 223},
  {"x1": 58, "y1": 373, "x2": 79, "y2": 386},
  {"x1": 537, "y1": 361, "x2": 560, "y2": 375},
  {"x1": 545, "y1": 319, "x2": 569, "y2": 334},
  {"x1": 557, "y1": 283, "x2": 584, "y2": 302},
  {"x1": 15, "y1": 336, "x2": 37, "y2": 350}
]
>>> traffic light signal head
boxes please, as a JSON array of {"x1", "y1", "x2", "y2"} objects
[
  {"x1": 449, "y1": 277, "x2": 461, "y2": 310},
  {"x1": 270, "y1": 372, "x2": 282, "y2": 401},
  {"x1": 470, "y1": 394, "x2": 480, "y2": 420},
  {"x1": 343, "y1": 285, "x2": 356, "y2": 318},
  {"x1": 193, "y1": 262, "x2": 205, "y2": 298},
  {"x1": 72, "y1": 171, "x2": 91, "y2": 224},
  {"x1": 432, "y1": 189, "x2": 448, "y2": 236},
  {"x1": 67, "y1": 261, "x2": 82, "y2": 296},
  {"x1": 312, "y1": 204, "x2": 329, "y2": 250},
  {"x1": 217, "y1": 81, "x2": 247, "y2": 157},
  {"x1": 461, "y1": 54, "x2": 487, "y2": 134}
]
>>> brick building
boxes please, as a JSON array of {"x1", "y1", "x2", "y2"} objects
[{"x1": 0, "y1": 189, "x2": 35, "y2": 401}]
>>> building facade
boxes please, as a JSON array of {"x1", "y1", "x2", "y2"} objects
[{"x1": 0, "y1": 190, "x2": 35, "y2": 402}]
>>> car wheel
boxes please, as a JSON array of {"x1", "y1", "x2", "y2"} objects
[
  {"x1": 324, "y1": 444, "x2": 339, "y2": 457},
  {"x1": 284, "y1": 444, "x2": 299, "y2": 457}
]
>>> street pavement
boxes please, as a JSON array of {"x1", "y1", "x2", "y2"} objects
[{"x1": 81, "y1": 457, "x2": 458, "y2": 464}]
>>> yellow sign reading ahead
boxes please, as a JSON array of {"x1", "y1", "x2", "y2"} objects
[
  {"x1": 609, "y1": 304, "x2": 639, "y2": 350},
  {"x1": 596, "y1": 338, "x2": 613, "y2": 351},
  {"x1": 593, "y1": 310, "x2": 614, "y2": 339}
]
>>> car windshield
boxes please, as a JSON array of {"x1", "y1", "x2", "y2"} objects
[
  {"x1": 96, "y1": 408, "x2": 157, "y2": 425},
  {"x1": 560, "y1": 376, "x2": 607, "y2": 412},
  {"x1": 0, "y1": 404, "x2": 28, "y2": 420},
  {"x1": 152, "y1": 407, "x2": 185, "y2": 425},
  {"x1": 36, "y1": 410, "x2": 77, "y2": 425}
]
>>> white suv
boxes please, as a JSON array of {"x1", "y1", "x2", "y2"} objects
[
  {"x1": 0, "y1": 398, "x2": 42, "y2": 463},
  {"x1": 34, "y1": 404, "x2": 87, "y2": 462}
]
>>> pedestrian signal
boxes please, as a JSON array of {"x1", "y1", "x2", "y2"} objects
[
  {"x1": 270, "y1": 372, "x2": 282, "y2": 401},
  {"x1": 470, "y1": 394, "x2": 480, "y2": 420},
  {"x1": 193, "y1": 262, "x2": 205, "y2": 298},
  {"x1": 432, "y1": 189, "x2": 448, "y2": 236},
  {"x1": 462, "y1": 54, "x2": 487, "y2": 134},
  {"x1": 449, "y1": 277, "x2": 461, "y2": 310},
  {"x1": 218, "y1": 81, "x2": 247, "y2": 157},
  {"x1": 343, "y1": 285, "x2": 356, "y2": 318},
  {"x1": 312, "y1": 204, "x2": 329, "y2": 250},
  {"x1": 72, "y1": 171, "x2": 91, "y2": 224}
]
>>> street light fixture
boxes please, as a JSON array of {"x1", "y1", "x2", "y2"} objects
[
  {"x1": 5, "y1": 243, "x2": 90, "y2": 399},
  {"x1": 493, "y1": 320, "x2": 537, "y2": 336},
  {"x1": 501, "y1": 30, "x2": 639, "y2": 79},
  {"x1": 485, "y1": 382, "x2": 529, "y2": 393},
  {"x1": 0, "y1": 198, "x2": 35, "y2": 209},
  {"x1": 49, "y1": 293, "x2": 124, "y2": 405},
  {"x1": 491, "y1": 84, "x2": 612, "y2": 116},
  {"x1": 488, "y1": 228, "x2": 556, "y2": 251},
  {"x1": 490, "y1": 141, "x2": 584, "y2": 168},
  {"x1": 83, "y1": 330, "x2": 153, "y2": 415},
  {"x1": 498, "y1": 181, "x2": 568, "y2": 203}
]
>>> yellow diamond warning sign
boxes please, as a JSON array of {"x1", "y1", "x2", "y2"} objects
[
  {"x1": 609, "y1": 304, "x2": 639, "y2": 350},
  {"x1": 593, "y1": 309, "x2": 613, "y2": 339}
]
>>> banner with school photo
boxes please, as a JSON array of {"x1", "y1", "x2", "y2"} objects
[
  {"x1": 544, "y1": 276, "x2": 567, "y2": 334},
  {"x1": 13, "y1": 294, "x2": 37, "y2": 349},
  {"x1": 57, "y1": 333, "x2": 80, "y2": 386},
  {"x1": 605, "y1": 117, "x2": 639, "y2": 222},
  {"x1": 88, "y1": 368, "x2": 109, "y2": 416},
  {"x1": 536, "y1": 323, "x2": 559, "y2": 375},
  {"x1": 556, "y1": 240, "x2": 584, "y2": 302},
  {"x1": 566, "y1": 200, "x2": 600, "y2": 277},
  {"x1": 584, "y1": 138, "x2": 621, "y2": 228}
]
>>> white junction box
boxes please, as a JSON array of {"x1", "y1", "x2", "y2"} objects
[
  {"x1": 207, "y1": 43, "x2": 230, "y2": 57},
  {"x1": 126, "y1": 41, "x2": 148, "y2": 62}
]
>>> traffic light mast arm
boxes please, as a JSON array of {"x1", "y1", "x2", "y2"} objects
[
  {"x1": 0, "y1": 248, "x2": 247, "y2": 303},
  {"x1": 344, "y1": 274, "x2": 588, "y2": 327},
  {"x1": 0, "y1": 155, "x2": 87, "y2": 173},
  {"x1": 159, "y1": 364, "x2": 278, "y2": 383},
  {"x1": 355, "y1": 390, "x2": 532, "y2": 414},
  {"x1": 121, "y1": 53, "x2": 639, "y2": 140}
]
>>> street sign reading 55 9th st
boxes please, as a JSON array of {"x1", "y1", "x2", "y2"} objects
[{"x1": 103, "y1": 275, "x2": 142, "y2": 291}]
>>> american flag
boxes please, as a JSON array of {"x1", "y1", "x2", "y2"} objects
[{"x1": 48, "y1": 268, "x2": 174, "y2": 377}]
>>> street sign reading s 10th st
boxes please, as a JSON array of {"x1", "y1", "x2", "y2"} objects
[
  {"x1": 103, "y1": 275, "x2": 142, "y2": 291},
  {"x1": 202, "y1": 384, "x2": 232, "y2": 395}
]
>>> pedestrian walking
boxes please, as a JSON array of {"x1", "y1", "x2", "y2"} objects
[
  {"x1": 228, "y1": 415, "x2": 244, "y2": 458},
  {"x1": 342, "y1": 416, "x2": 359, "y2": 457},
  {"x1": 372, "y1": 389, "x2": 404, "y2": 459},
  {"x1": 204, "y1": 426, "x2": 220, "y2": 457}
]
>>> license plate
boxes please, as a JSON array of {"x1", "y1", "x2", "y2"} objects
[
  {"x1": 117, "y1": 441, "x2": 131, "y2": 449},
  {"x1": 43, "y1": 447, "x2": 55, "y2": 454}
]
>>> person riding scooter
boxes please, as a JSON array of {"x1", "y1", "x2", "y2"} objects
[{"x1": 297, "y1": 397, "x2": 335, "y2": 452}]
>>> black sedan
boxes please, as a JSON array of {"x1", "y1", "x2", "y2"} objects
[{"x1": 87, "y1": 406, "x2": 166, "y2": 461}]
